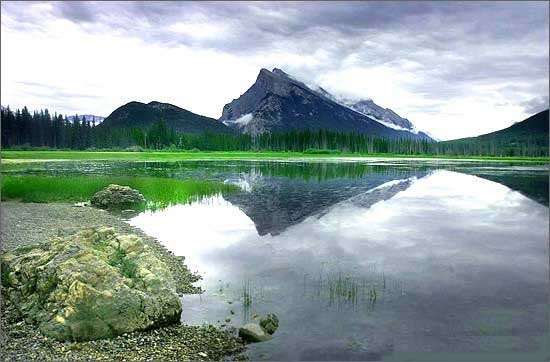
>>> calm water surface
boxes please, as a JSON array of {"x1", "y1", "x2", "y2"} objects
[{"x1": 7, "y1": 159, "x2": 550, "y2": 360}]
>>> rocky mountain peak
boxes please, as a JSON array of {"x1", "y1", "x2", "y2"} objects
[{"x1": 219, "y1": 67, "x2": 432, "y2": 140}]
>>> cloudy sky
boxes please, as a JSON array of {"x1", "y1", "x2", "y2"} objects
[{"x1": 1, "y1": 1, "x2": 548, "y2": 140}]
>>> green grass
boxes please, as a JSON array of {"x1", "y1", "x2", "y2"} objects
[
  {"x1": 0, "y1": 175, "x2": 238, "y2": 208},
  {"x1": 2, "y1": 150, "x2": 548, "y2": 163}
]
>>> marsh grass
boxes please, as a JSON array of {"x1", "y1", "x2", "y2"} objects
[
  {"x1": 323, "y1": 273, "x2": 378, "y2": 310},
  {"x1": 305, "y1": 267, "x2": 405, "y2": 312},
  {"x1": 1, "y1": 175, "x2": 238, "y2": 209},
  {"x1": 242, "y1": 280, "x2": 253, "y2": 308}
]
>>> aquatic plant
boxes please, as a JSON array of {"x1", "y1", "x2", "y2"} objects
[
  {"x1": 242, "y1": 280, "x2": 253, "y2": 307},
  {"x1": 303, "y1": 266, "x2": 405, "y2": 312}
]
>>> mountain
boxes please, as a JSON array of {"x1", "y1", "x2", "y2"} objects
[
  {"x1": 100, "y1": 101, "x2": 231, "y2": 134},
  {"x1": 308, "y1": 87, "x2": 422, "y2": 133},
  {"x1": 220, "y1": 68, "x2": 433, "y2": 140},
  {"x1": 448, "y1": 109, "x2": 549, "y2": 143},
  {"x1": 67, "y1": 114, "x2": 105, "y2": 124},
  {"x1": 344, "y1": 100, "x2": 415, "y2": 131},
  {"x1": 441, "y1": 109, "x2": 549, "y2": 156},
  {"x1": 478, "y1": 109, "x2": 548, "y2": 140}
]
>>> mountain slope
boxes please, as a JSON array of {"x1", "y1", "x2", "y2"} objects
[
  {"x1": 309, "y1": 88, "x2": 422, "y2": 133},
  {"x1": 344, "y1": 100, "x2": 415, "y2": 131},
  {"x1": 100, "y1": 101, "x2": 231, "y2": 134},
  {"x1": 220, "y1": 68, "x2": 432, "y2": 140},
  {"x1": 440, "y1": 109, "x2": 548, "y2": 156},
  {"x1": 476, "y1": 109, "x2": 548, "y2": 140},
  {"x1": 448, "y1": 109, "x2": 548, "y2": 142}
]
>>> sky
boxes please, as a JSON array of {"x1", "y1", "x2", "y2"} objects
[{"x1": 1, "y1": 1, "x2": 548, "y2": 140}]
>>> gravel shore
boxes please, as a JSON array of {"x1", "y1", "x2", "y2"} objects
[{"x1": 0, "y1": 201, "x2": 246, "y2": 361}]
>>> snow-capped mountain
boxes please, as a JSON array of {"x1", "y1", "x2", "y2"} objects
[
  {"x1": 220, "y1": 68, "x2": 433, "y2": 140},
  {"x1": 307, "y1": 84, "x2": 434, "y2": 138}
]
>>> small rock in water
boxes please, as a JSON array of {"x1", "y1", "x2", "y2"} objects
[
  {"x1": 238, "y1": 323, "x2": 272, "y2": 343},
  {"x1": 259, "y1": 313, "x2": 279, "y2": 335}
]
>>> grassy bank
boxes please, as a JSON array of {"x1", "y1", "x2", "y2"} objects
[
  {"x1": 2, "y1": 150, "x2": 549, "y2": 163},
  {"x1": 1, "y1": 175, "x2": 238, "y2": 208}
]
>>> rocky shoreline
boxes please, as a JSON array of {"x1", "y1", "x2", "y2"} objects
[{"x1": 0, "y1": 201, "x2": 246, "y2": 360}]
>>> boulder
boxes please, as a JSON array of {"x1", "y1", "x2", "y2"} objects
[
  {"x1": 259, "y1": 313, "x2": 279, "y2": 335},
  {"x1": 238, "y1": 323, "x2": 272, "y2": 343},
  {"x1": 1, "y1": 227, "x2": 182, "y2": 341},
  {"x1": 90, "y1": 184, "x2": 145, "y2": 209}
]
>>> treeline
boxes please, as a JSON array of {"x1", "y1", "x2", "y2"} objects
[
  {"x1": 1, "y1": 106, "x2": 547, "y2": 157},
  {"x1": 1, "y1": 106, "x2": 98, "y2": 149}
]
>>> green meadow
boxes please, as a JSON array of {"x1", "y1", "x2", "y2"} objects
[{"x1": 1, "y1": 175, "x2": 238, "y2": 208}]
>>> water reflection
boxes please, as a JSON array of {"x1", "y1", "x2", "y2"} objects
[{"x1": 130, "y1": 169, "x2": 549, "y2": 360}]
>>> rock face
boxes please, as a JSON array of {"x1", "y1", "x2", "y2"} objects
[
  {"x1": 219, "y1": 68, "x2": 432, "y2": 140},
  {"x1": 90, "y1": 184, "x2": 145, "y2": 209},
  {"x1": 238, "y1": 323, "x2": 272, "y2": 343},
  {"x1": 259, "y1": 313, "x2": 279, "y2": 335},
  {"x1": 1, "y1": 227, "x2": 182, "y2": 341}
]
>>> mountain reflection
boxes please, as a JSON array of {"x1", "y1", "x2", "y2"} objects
[{"x1": 224, "y1": 167, "x2": 431, "y2": 235}]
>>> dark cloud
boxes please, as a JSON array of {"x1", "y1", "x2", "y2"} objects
[{"x1": 520, "y1": 96, "x2": 550, "y2": 115}]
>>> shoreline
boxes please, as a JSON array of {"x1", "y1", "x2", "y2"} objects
[
  {"x1": 0, "y1": 201, "x2": 246, "y2": 361},
  {"x1": 2, "y1": 150, "x2": 549, "y2": 163}
]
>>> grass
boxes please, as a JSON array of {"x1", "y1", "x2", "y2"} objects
[
  {"x1": 304, "y1": 266, "x2": 407, "y2": 311},
  {"x1": 0, "y1": 175, "x2": 238, "y2": 208},
  {"x1": 242, "y1": 280, "x2": 253, "y2": 308},
  {"x1": 2, "y1": 150, "x2": 548, "y2": 163}
]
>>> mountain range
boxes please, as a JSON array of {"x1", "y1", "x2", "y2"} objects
[
  {"x1": 97, "y1": 68, "x2": 431, "y2": 140},
  {"x1": 17, "y1": 68, "x2": 546, "y2": 143}
]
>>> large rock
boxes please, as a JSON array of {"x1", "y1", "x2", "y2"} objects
[
  {"x1": 238, "y1": 323, "x2": 272, "y2": 343},
  {"x1": 90, "y1": 184, "x2": 145, "y2": 209},
  {"x1": 1, "y1": 227, "x2": 182, "y2": 341},
  {"x1": 259, "y1": 313, "x2": 279, "y2": 335}
]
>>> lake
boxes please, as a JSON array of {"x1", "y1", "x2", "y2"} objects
[{"x1": 5, "y1": 159, "x2": 549, "y2": 360}]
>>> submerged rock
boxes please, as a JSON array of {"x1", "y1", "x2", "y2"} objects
[
  {"x1": 259, "y1": 313, "x2": 279, "y2": 335},
  {"x1": 1, "y1": 227, "x2": 182, "y2": 341},
  {"x1": 90, "y1": 184, "x2": 145, "y2": 209},
  {"x1": 238, "y1": 323, "x2": 272, "y2": 343}
]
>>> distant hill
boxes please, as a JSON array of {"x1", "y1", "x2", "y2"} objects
[
  {"x1": 100, "y1": 101, "x2": 232, "y2": 134},
  {"x1": 220, "y1": 68, "x2": 432, "y2": 140},
  {"x1": 440, "y1": 110, "x2": 549, "y2": 156},
  {"x1": 67, "y1": 114, "x2": 105, "y2": 124},
  {"x1": 453, "y1": 110, "x2": 548, "y2": 142}
]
